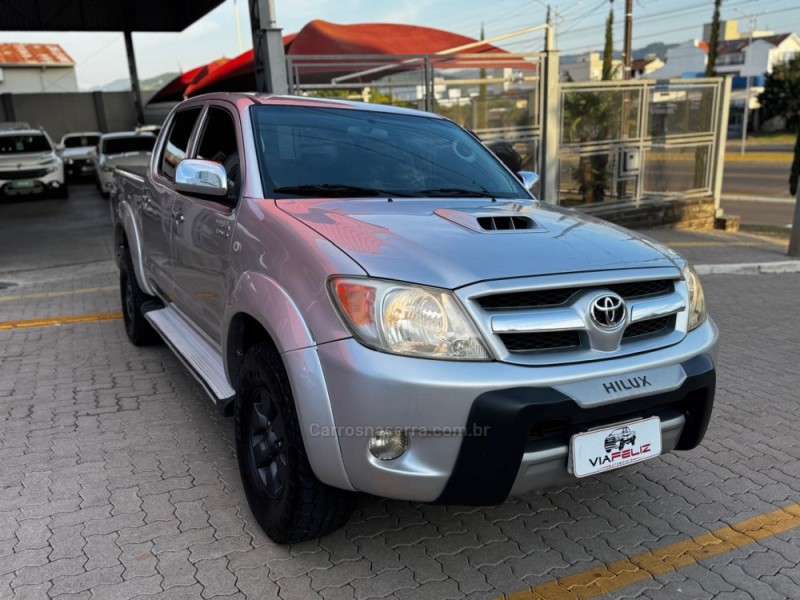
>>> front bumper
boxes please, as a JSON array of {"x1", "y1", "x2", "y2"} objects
[
  {"x1": 65, "y1": 158, "x2": 96, "y2": 178},
  {"x1": 313, "y1": 317, "x2": 718, "y2": 503},
  {"x1": 0, "y1": 168, "x2": 65, "y2": 197}
]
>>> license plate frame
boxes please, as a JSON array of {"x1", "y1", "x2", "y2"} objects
[
  {"x1": 570, "y1": 416, "x2": 662, "y2": 478},
  {"x1": 10, "y1": 179, "x2": 36, "y2": 189}
]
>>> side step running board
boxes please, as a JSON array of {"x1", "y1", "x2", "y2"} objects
[{"x1": 145, "y1": 306, "x2": 235, "y2": 415}]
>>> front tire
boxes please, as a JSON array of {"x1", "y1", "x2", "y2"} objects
[
  {"x1": 119, "y1": 247, "x2": 160, "y2": 346},
  {"x1": 235, "y1": 342, "x2": 355, "y2": 543}
]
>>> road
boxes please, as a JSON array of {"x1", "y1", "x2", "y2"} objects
[
  {"x1": 721, "y1": 196, "x2": 795, "y2": 228},
  {"x1": 723, "y1": 157, "x2": 793, "y2": 200}
]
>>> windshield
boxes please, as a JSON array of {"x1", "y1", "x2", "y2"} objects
[
  {"x1": 250, "y1": 105, "x2": 527, "y2": 199},
  {"x1": 102, "y1": 136, "x2": 155, "y2": 155},
  {"x1": 0, "y1": 134, "x2": 52, "y2": 155},
  {"x1": 63, "y1": 135, "x2": 99, "y2": 148}
]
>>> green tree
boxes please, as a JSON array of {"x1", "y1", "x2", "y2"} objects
[
  {"x1": 758, "y1": 55, "x2": 800, "y2": 194},
  {"x1": 705, "y1": 0, "x2": 722, "y2": 76},
  {"x1": 759, "y1": 55, "x2": 800, "y2": 133},
  {"x1": 602, "y1": 1, "x2": 615, "y2": 81}
]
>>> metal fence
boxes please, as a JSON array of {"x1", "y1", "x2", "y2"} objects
[
  {"x1": 558, "y1": 78, "x2": 731, "y2": 207},
  {"x1": 286, "y1": 51, "x2": 553, "y2": 197},
  {"x1": 286, "y1": 51, "x2": 729, "y2": 209}
]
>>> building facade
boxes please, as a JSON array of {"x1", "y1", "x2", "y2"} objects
[{"x1": 0, "y1": 43, "x2": 78, "y2": 94}]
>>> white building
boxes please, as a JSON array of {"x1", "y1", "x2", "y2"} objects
[
  {"x1": 0, "y1": 43, "x2": 78, "y2": 93},
  {"x1": 561, "y1": 52, "x2": 623, "y2": 82},
  {"x1": 631, "y1": 56, "x2": 665, "y2": 79},
  {"x1": 648, "y1": 40, "x2": 708, "y2": 78}
]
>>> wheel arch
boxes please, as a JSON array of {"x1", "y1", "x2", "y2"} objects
[
  {"x1": 224, "y1": 273, "x2": 353, "y2": 491},
  {"x1": 115, "y1": 200, "x2": 155, "y2": 296}
]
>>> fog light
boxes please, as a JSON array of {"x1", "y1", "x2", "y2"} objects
[{"x1": 368, "y1": 429, "x2": 407, "y2": 461}]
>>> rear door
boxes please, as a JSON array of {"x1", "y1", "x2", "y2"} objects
[
  {"x1": 140, "y1": 106, "x2": 203, "y2": 299},
  {"x1": 170, "y1": 102, "x2": 243, "y2": 343}
]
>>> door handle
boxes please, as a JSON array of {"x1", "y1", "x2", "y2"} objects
[{"x1": 172, "y1": 211, "x2": 184, "y2": 224}]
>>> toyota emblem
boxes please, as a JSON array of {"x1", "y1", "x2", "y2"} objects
[{"x1": 590, "y1": 294, "x2": 625, "y2": 328}]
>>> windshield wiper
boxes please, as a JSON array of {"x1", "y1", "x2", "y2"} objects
[
  {"x1": 273, "y1": 184, "x2": 412, "y2": 198},
  {"x1": 417, "y1": 187, "x2": 494, "y2": 198}
]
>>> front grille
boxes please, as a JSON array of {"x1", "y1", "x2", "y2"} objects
[
  {"x1": 623, "y1": 316, "x2": 671, "y2": 339},
  {"x1": 498, "y1": 331, "x2": 581, "y2": 353},
  {"x1": 0, "y1": 168, "x2": 49, "y2": 180},
  {"x1": 478, "y1": 279, "x2": 674, "y2": 311}
]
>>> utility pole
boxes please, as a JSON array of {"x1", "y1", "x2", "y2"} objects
[
  {"x1": 249, "y1": 0, "x2": 288, "y2": 94},
  {"x1": 623, "y1": 0, "x2": 633, "y2": 79},
  {"x1": 740, "y1": 14, "x2": 756, "y2": 155}
]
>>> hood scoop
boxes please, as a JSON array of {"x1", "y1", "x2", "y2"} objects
[
  {"x1": 477, "y1": 215, "x2": 535, "y2": 231},
  {"x1": 435, "y1": 207, "x2": 542, "y2": 233}
]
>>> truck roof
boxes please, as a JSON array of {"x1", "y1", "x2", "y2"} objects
[{"x1": 187, "y1": 92, "x2": 445, "y2": 120}]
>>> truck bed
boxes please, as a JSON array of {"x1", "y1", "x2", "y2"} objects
[{"x1": 115, "y1": 165, "x2": 148, "y2": 180}]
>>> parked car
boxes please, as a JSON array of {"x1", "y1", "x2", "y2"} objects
[
  {"x1": 58, "y1": 131, "x2": 101, "y2": 180},
  {"x1": 111, "y1": 94, "x2": 718, "y2": 543},
  {"x1": 0, "y1": 122, "x2": 67, "y2": 199},
  {"x1": 95, "y1": 132, "x2": 156, "y2": 197},
  {"x1": 135, "y1": 124, "x2": 162, "y2": 138}
]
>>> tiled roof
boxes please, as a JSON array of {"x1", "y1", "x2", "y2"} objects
[
  {"x1": 0, "y1": 43, "x2": 74, "y2": 67},
  {"x1": 717, "y1": 33, "x2": 792, "y2": 54}
]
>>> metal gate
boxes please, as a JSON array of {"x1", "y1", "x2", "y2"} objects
[
  {"x1": 558, "y1": 77, "x2": 731, "y2": 207},
  {"x1": 285, "y1": 52, "x2": 729, "y2": 208}
]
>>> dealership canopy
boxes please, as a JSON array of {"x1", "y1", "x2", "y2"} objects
[
  {"x1": 0, "y1": 0, "x2": 227, "y2": 122},
  {"x1": 0, "y1": 0, "x2": 225, "y2": 31},
  {"x1": 153, "y1": 20, "x2": 536, "y2": 101}
]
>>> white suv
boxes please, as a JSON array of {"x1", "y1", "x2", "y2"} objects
[{"x1": 0, "y1": 123, "x2": 67, "y2": 199}]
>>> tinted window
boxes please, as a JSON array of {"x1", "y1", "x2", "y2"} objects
[
  {"x1": 102, "y1": 136, "x2": 155, "y2": 155},
  {"x1": 63, "y1": 135, "x2": 99, "y2": 148},
  {"x1": 161, "y1": 108, "x2": 201, "y2": 180},
  {"x1": 250, "y1": 105, "x2": 526, "y2": 199},
  {"x1": 196, "y1": 107, "x2": 240, "y2": 201},
  {"x1": 0, "y1": 134, "x2": 52, "y2": 154}
]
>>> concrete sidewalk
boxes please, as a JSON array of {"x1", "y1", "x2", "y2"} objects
[{"x1": 637, "y1": 228, "x2": 800, "y2": 274}]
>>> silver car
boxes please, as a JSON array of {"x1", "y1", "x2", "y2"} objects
[
  {"x1": 58, "y1": 131, "x2": 101, "y2": 180},
  {"x1": 95, "y1": 131, "x2": 156, "y2": 196},
  {"x1": 111, "y1": 94, "x2": 718, "y2": 543}
]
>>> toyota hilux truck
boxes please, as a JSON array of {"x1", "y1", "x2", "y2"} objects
[{"x1": 111, "y1": 94, "x2": 718, "y2": 543}]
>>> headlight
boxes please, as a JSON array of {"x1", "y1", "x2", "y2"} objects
[
  {"x1": 329, "y1": 277, "x2": 491, "y2": 360},
  {"x1": 683, "y1": 265, "x2": 707, "y2": 331}
]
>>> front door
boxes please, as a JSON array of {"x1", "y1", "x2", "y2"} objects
[{"x1": 171, "y1": 104, "x2": 243, "y2": 344}]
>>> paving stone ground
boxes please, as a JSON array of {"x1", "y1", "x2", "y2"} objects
[{"x1": 2, "y1": 189, "x2": 800, "y2": 599}]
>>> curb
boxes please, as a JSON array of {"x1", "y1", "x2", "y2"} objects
[
  {"x1": 721, "y1": 194, "x2": 795, "y2": 204},
  {"x1": 696, "y1": 260, "x2": 800, "y2": 275}
]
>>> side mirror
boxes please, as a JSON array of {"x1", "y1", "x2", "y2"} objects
[
  {"x1": 517, "y1": 171, "x2": 539, "y2": 192},
  {"x1": 174, "y1": 159, "x2": 227, "y2": 198}
]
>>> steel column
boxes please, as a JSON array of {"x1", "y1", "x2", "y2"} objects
[
  {"x1": 123, "y1": 30, "x2": 145, "y2": 125},
  {"x1": 249, "y1": 0, "x2": 288, "y2": 94},
  {"x1": 712, "y1": 76, "x2": 732, "y2": 212},
  {"x1": 540, "y1": 48, "x2": 560, "y2": 204}
]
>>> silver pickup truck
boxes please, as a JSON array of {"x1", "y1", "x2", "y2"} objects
[{"x1": 111, "y1": 93, "x2": 718, "y2": 543}]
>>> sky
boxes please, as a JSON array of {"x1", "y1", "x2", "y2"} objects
[{"x1": 2, "y1": 0, "x2": 800, "y2": 90}]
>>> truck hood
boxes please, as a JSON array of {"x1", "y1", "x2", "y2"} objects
[{"x1": 277, "y1": 197, "x2": 678, "y2": 288}]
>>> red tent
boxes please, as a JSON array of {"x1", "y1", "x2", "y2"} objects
[
  {"x1": 177, "y1": 20, "x2": 535, "y2": 98},
  {"x1": 148, "y1": 58, "x2": 230, "y2": 103}
]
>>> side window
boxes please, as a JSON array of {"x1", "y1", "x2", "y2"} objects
[
  {"x1": 159, "y1": 107, "x2": 201, "y2": 181},
  {"x1": 195, "y1": 107, "x2": 240, "y2": 202}
]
